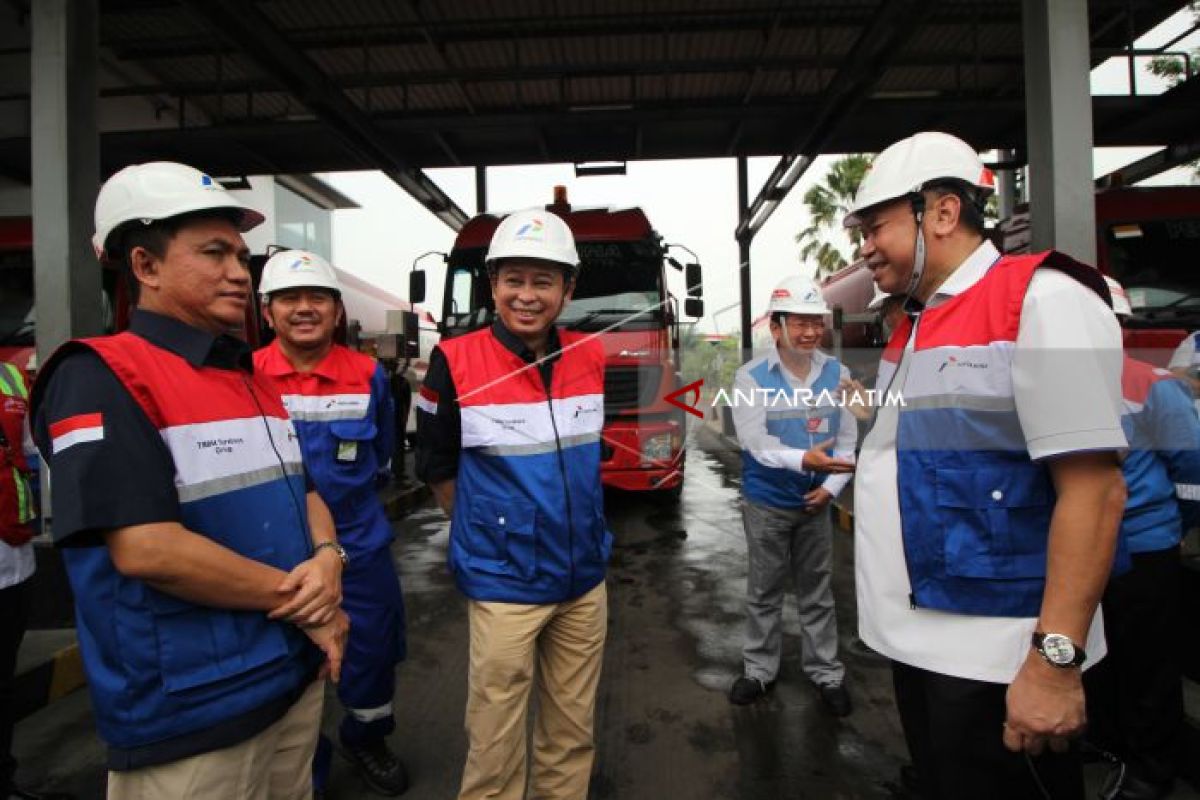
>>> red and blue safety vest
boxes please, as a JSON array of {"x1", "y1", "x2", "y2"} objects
[
  {"x1": 255, "y1": 341, "x2": 395, "y2": 557},
  {"x1": 877, "y1": 251, "x2": 1114, "y2": 617},
  {"x1": 439, "y1": 326, "x2": 611, "y2": 603},
  {"x1": 45, "y1": 333, "x2": 317, "y2": 752}
]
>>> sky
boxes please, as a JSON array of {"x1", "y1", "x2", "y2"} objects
[{"x1": 324, "y1": 7, "x2": 1200, "y2": 334}]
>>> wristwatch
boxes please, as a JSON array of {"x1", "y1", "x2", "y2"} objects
[
  {"x1": 313, "y1": 540, "x2": 349, "y2": 568},
  {"x1": 1032, "y1": 631, "x2": 1086, "y2": 668}
]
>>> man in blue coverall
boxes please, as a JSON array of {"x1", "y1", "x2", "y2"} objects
[
  {"x1": 1085, "y1": 278, "x2": 1200, "y2": 800},
  {"x1": 255, "y1": 249, "x2": 408, "y2": 797}
]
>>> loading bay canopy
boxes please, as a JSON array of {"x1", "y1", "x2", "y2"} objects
[{"x1": 3, "y1": 0, "x2": 1200, "y2": 231}]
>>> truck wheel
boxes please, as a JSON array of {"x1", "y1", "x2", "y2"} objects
[{"x1": 655, "y1": 480, "x2": 684, "y2": 503}]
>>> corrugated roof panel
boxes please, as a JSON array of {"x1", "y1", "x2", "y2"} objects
[
  {"x1": 517, "y1": 79, "x2": 562, "y2": 107},
  {"x1": 474, "y1": 82, "x2": 519, "y2": 109},
  {"x1": 102, "y1": 9, "x2": 203, "y2": 44},
  {"x1": 635, "y1": 75, "x2": 667, "y2": 102},
  {"x1": 567, "y1": 75, "x2": 633, "y2": 105},
  {"x1": 670, "y1": 71, "x2": 745, "y2": 100},
  {"x1": 449, "y1": 39, "x2": 516, "y2": 70}
]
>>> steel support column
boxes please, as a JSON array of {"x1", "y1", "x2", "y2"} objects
[
  {"x1": 31, "y1": 0, "x2": 102, "y2": 365},
  {"x1": 737, "y1": 156, "x2": 752, "y2": 353},
  {"x1": 1021, "y1": 0, "x2": 1096, "y2": 264},
  {"x1": 475, "y1": 165, "x2": 487, "y2": 214}
]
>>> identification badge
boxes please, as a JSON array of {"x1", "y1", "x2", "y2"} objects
[{"x1": 336, "y1": 440, "x2": 358, "y2": 462}]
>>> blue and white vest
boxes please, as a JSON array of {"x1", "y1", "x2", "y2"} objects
[{"x1": 740, "y1": 354, "x2": 844, "y2": 508}]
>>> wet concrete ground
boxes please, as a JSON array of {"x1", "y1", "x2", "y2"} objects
[{"x1": 14, "y1": 430, "x2": 1199, "y2": 798}]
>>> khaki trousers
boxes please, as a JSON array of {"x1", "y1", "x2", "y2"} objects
[
  {"x1": 458, "y1": 581, "x2": 608, "y2": 800},
  {"x1": 107, "y1": 679, "x2": 324, "y2": 800}
]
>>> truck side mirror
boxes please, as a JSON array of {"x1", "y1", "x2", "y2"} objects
[
  {"x1": 409, "y1": 270, "x2": 426, "y2": 304},
  {"x1": 685, "y1": 298, "x2": 704, "y2": 318},
  {"x1": 686, "y1": 263, "x2": 703, "y2": 298}
]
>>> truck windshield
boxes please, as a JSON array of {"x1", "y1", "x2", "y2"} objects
[
  {"x1": 0, "y1": 254, "x2": 34, "y2": 346},
  {"x1": 558, "y1": 240, "x2": 663, "y2": 330},
  {"x1": 559, "y1": 267, "x2": 661, "y2": 329},
  {"x1": 1106, "y1": 218, "x2": 1200, "y2": 310}
]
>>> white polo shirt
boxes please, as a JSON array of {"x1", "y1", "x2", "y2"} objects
[{"x1": 854, "y1": 241, "x2": 1126, "y2": 684}]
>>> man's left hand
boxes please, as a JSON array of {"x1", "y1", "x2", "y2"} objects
[
  {"x1": 1003, "y1": 650, "x2": 1086, "y2": 755},
  {"x1": 268, "y1": 549, "x2": 344, "y2": 626},
  {"x1": 803, "y1": 487, "x2": 833, "y2": 514}
]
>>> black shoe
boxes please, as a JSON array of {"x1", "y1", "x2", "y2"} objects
[
  {"x1": 818, "y1": 682, "x2": 852, "y2": 717},
  {"x1": 343, "y1": 739, "x2": 409, "y2": 796},
  {"x1": 728, "y1": 676, "x2": 775, "y2": 705}
]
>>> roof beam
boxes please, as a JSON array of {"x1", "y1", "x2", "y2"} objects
[
  {"x1": 736, "y1": 0, "x2": 930, "y2": 241},
  {"x1": 1094, "y1": 138, "x2": 1200, "y2": 188},
  {"x1": 177, "y1": 0, "x2": 467, "y2": 231},
  {"x1": 107, "y1": 6, "x2": 1023, "y2": 60},
  {"x1": 92, "y1": 53, "x2": 1027, "y2": 102}
]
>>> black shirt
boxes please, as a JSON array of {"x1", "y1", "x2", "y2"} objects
[{"x1": 415, "y1": 321, "x2": 562, "y2": 485}]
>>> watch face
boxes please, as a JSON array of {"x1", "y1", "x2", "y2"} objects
[{"x1": 1041, "y1": 633, "x2": 1076, "y2": 665}]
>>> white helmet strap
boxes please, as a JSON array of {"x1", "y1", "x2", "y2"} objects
[{"x1": 905, "y1": 193, "x2": 927, "y2": 300}]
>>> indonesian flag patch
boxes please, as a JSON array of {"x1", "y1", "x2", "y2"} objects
[
  {"x1": 50, "y1": 412, "x2": 105, "y2": 454},
  {"x1": 415, "y1": 386, "x2": 439, "y2": 416}
]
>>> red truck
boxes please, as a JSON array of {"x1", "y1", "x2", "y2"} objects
[
  {"x1": 1002, "y1": 186, "x2": 1200, "y2": 362},
  {"x1": 410, "y1": 188, "x2": 704, "y2": 500}
]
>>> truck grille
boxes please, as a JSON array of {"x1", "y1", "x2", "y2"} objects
[{"x1": 604, "y1": 365, "x2": 662, "y2": 415}]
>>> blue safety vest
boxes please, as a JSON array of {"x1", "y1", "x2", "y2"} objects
[{"x1": 740, "y1": 354, "x2": 844, "y2": 508}]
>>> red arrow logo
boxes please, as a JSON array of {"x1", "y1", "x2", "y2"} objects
[{"x1": 665, "y1": 378, "x2": 705, "y2": 419}]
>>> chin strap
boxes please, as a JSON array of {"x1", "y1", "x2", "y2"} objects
[{"x1": 905, "y1": 193, "x2": 927, "y2": 300}]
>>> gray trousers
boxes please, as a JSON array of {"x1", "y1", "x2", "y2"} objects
[{"x1": 741, "y1": 499, "x2": 845, "y2": 687}]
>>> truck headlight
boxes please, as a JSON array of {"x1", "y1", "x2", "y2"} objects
[{"x1": 641, "y1": 433, "x2": 674, "y2": 463}]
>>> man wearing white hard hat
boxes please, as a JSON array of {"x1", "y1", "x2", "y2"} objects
[
  {"x1": 255, "y1": 250, "x2": 408, "y2": 797},
  {"x1": 30, "y1": 162, "x2": 347, "y2": 799},
  {"x1": 727, "y1": 276, "x2": 857, "y2": 714},
  {"x1": 844, "y1": 132, "x2": 1127, "y2": 799},
  {"x1": 1082, "y1": 276, "x2": 1200, "y2": 800},
  {"x1": 416, "y1": 209, "x2": 611, "y2": 800}
]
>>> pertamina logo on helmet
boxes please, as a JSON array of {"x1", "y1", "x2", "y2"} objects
[{"x1": 514, "y1": 218, "x2": 545, "y2": 240}]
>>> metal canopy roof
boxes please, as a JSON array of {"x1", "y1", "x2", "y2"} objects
[{"x1": 1, "y1": 0, "x2": 1198, "y2": 226}]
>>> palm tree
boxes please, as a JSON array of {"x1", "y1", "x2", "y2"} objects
[
  {"x1": 795, "y1": 154, "x2": 874, "y2": 278},
  {"x1": 1147, "y1": 3, "x2": 1199, "y2": 177}
]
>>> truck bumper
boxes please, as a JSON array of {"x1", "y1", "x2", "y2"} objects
[{"x1": 600, "y1": 418, "x2": 685, "y2": 491}]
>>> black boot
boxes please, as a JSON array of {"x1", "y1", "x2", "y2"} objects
[{"x1": 343, "y1": 739, "x2": 409, "y2": 796}]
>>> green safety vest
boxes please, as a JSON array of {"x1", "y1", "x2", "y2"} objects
[{"x1": 0, "y1": 362, "x2": 36, "y2": 541}]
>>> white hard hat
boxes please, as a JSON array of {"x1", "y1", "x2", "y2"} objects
[
  {"x1": 767, "y1": 276, "x2": 829, "y2": 316},
  {"x1": 485, "y1": 209, "x2": 580, "y2": 275},
  {"x1": 843, "y1": 132, "x2": 995, "y2": 227},
  {"x1": 259, "y1": 249, "x2": 341, "y2": 298},
  {"x1": 93, "y1": 162, "x2": 265, "y2": 260},
  {"x1": 1103, "y1": 274, "x2": 1131, "y2": 317}
]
